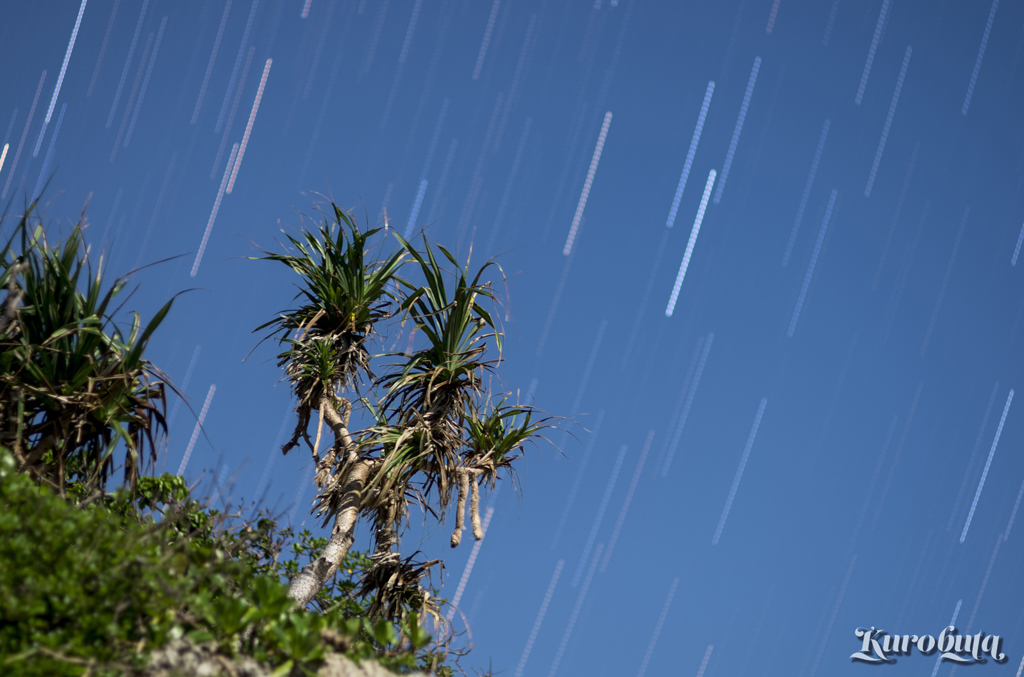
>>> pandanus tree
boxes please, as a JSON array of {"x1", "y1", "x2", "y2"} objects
[
  {"x1": 0, "y1": 204, "x2": 171, "y2": 499},
  {"x1": 255, "y1": 204, "x2": 548, "y2": 615}
]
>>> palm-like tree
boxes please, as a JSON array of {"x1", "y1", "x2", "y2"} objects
[
  {"x1": 255, "y1": 204, "x2": 548, "y2": 616},
  {"x1": 0, "y1": 204, "x2": 172, "y2": 498}
]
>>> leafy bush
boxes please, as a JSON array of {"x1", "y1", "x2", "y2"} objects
[
  {"x1": 0, "y1": 205, "x2": 171, "y2": 498},
  {"x1": 0, "y1": 446, "x2": 452, "y2": 676}
]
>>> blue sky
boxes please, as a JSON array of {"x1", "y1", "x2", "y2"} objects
[{"x1": 4, "y1": 0, "x2": 1024, "y2": 674}]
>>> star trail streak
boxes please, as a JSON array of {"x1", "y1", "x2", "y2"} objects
[
  {"x1": 961, "y1": 388, "x2": 1014, "y2": 543},
  {"x1": 662, "y1": 333, "x2": 714, "y2": 476},
  {"x1": 636, "y1": 578, "x2": 679, "y2": 677},
  {"x1": 666, "y1": 81, "x2": 714, "y2": 230},
  {"x1": 227, "y1": 58, "x2": 272, "y2": 194},
  {"x1": 713, "y1": 398, "x2": 767, "y2": 545},
  {"x1": 87, "y1": 0, "x2": 119, "y2": 97},
  {"x1": 33, "y1": 103, "x2": 65, "y2": 198},
  {"x1": 32, "y1": 0, "x2": 86, "y2": 158},
  {"x1": 2, "y1": 71, "x2": 45, "y2": 199},
  {"x1": 963, "y1": 0, "x2": 1000, "y2": 115},
  {"x1": 666, "y1": 169, "x2": 716, "y2": 317},
  {"x1": 192, "y1": 0, "x2": 232, "y2": 124},
  {"x1": 472, "y1": 0, "x2": 501, "y2": 80},
  {"x1": 513, "y1": 560, "x2": 564, "y2": 677},
  {"x1": 602, "y1": 431, "x2": 654, "y2": 571},
  {"x1": 783, "y1": 119, "x2": 829, "y2": 267},
  {"x1": 788, "y1": 189, "x2": 837, "y2": 337},
  {"x1": 446, "y1": 490, "x2": 498, "y2": 622},
  {"x1": 571, "y1": 445, "x2": 626, "y2": 587},
  {"x1": 855, "y1": 0, "x2": 890, "y2": 105},
  {"x1": 713, "y1": 56, "x2": 760, "y2": 204},
  {"x1": 191, "y1": 142, "x2": 238, "y2": 277},
  {"x1": 563, "y1": 111, "x2": 612, "y2": 256},
  {"x1": 215, "y1": 0, "x2": 260, "y2": 133},
  {"x1": 548, "y1": 544, "x2": 603, "y2": 677},
  {"x1": 865, "y1": 46, "x2": 912, "y2": 197},
  {"x1": 178, "y1": 384, "x2": 216, "y2": 476},
  {"x1": 106, "y1": 0, "x2": 148, "y2": 128},
  {"x1": 551, "y1": 410, "x2": 605, "y2": 548},
  {"x1": 123, "y1": 16, "x2": 167, "y2": 148}
]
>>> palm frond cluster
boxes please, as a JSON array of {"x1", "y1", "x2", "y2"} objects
[
  {"x1": 0, "y1": 205, "x2": 172, "y2": 498},
  {"x1": 256, "y1": 203, "x2": 550, "y2": 614}
]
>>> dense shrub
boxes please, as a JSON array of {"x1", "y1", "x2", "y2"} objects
[{"x1": 0, "y1": 446, "x2": 450, "y2": 676}]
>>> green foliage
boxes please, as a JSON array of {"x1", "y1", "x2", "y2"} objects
[
  {"x1": 253, "y1": 204, "x2": 406, "y2": 412},
  {"x1": 0, "y1": 445, "x2": 453, "y2": 676},
  {"x1": 0, "y1": 204, "x2": 171, "y2": 497}
]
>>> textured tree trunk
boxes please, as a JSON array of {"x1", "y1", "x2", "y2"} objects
[{"x1": 288, "y1": 460, "x2": 370, "y2": 607}]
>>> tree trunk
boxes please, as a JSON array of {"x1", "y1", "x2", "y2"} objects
[{"x1": 288, "y1": 460, "x2": 370, "y2": 607}]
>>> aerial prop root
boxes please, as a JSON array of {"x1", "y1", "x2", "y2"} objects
[{"x1": 450, "y1": 467, "x2": 484, "y2": 547}]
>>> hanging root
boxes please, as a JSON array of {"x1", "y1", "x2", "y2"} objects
[
  {"x1": 282, "y1": 404, "x2": 312, "y2": 455},
  {"x1": 471, "y1": 475, "x2": 483, "y2": 540},
  {"x1": 450, "y1": 469, "x2": 470, "y2": 548}
]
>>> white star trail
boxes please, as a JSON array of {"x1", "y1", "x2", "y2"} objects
[
  {"x1": 695, "y1": 645, "x2": 714, "y2": 677},
  {"x1": 667, "y1": 81, "x2": 715, "y2": 229},
  {"x1": 602, "y1": 430, "x2": 654, "y2": 572},
  {"x1": 492, "y1": 13, "x2": 538, "y2": 152},
  {"x1": 33, "y1": 0, "x2": 87, "y2": 157},
  {"x1": 472, "y1": 0, "x2": 501, "y2": 80},
  {"x1": 963, "y1": 0, "x2": 1000, "y2": 115},
  {"x1": 713, "y1": 56, "x2": 760, "y2": 204},
  {"x1": 947, "y1": 381, "x2": 1000, "y2": 531},
  {"x1": 446, "y1": 489, "x2": 499, "y2": 621},
  {"x1": 254, "y1": 409, "x2": 292, "y2": 502},
  {"x1": 547, "y1": 543, "x2": 603, "y2": 677},
  {"x1": 808, "y1": 556, "x2": 856, "y2": 677},
  {"x1": 563, "y1": 111, "x2": 612, "y2": 256},
  {"x1": 178, "y1": 384, "x2": 216, "y2": 476},
  {"x1": 929, "y1": 600, "x2": 962, "y2": 677},
  {"x1": 404, "y1": 180, "x2": 429, "y2": 238},
  {"x1": 123, "y1": 16, "x2": 167, "y2": 147},
  {"x1": 227, "y1": 58, "x2": 272, "y2": 194},
  {"x1": 920, "y1": 206, "x2": 969, "y2": 357},
  {"x1": 215, "y1": 0, "x2": 259, "y2": 134},
  {"x1": 636, "y1": 578, "x2": 679, "y2": 677},
  {"x1": 865, "y1": 46, "x2": 912, "y2": 198},
  {"x1": 1005, "y1": 476, "x2": 1024, "y2": 540},
  {"x1": 822, "y1": 0, "x2": 840, "y2": 46},
  {"x1": 110, "y1": 31, "x2": 152, "y2": 161},
  {"x1": 486, "y1": 116, "x2": 532, "y2": 253},
  {"x1": 783, "y1": 119, "x2": 830, "y2": 267},
  {"x1": 619, "y1": 229, "x2": 671, "y2": 369},
  {"x1": 788, "y1": 189, "x2": 837, "y2": 337},
  {"x1": 713, "y1": 397, "x2": 767, "y2": 545},
  {"x1": 666, "y1": 169, "x2": 716, "y2": 317},
  {"x1": 961, "y1": 388, "x2": 1014, "y2": 543},
  {"x1": 513, "y1": 560, "x2": 564, "y2": 677},
  {"x1": 1012, "y1": 221, "x2": 1024, "y2": 266},
  {"x1": 192, "y1": 0, "x2": 232, "y2": 124},
  {"x1": 33, "y1": 103, "x2": 65, "y2": 197},
  {"x1": 551, "y1": 410, "x2": 605, "y2": 548},
  {"x1": 87, "y1": 0, "x2": 119, "y2": 97},
  {"x1": 2, "y1": 71, "x2": 46, "y2": 199},
  {"x1": 191, "y1": 142, "x2": 238, "y2": 277},
  {"x1": 855, "y1": 0, "x2": 890, "y2": 105},
  {"x1": 360, "y1": 0, "x2": 390, "y2": 75},
  {"x1": 106, "y1": 0, "x2": 148, "y2": 128},
  {"x1": 661, "y1": 333, "x2": 714, "y2": 476},
  {"x1": 571, "y1": 445, "x2": 626, "y2": 587}
]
